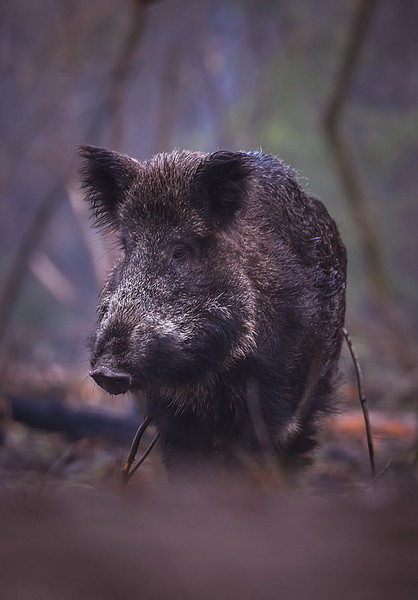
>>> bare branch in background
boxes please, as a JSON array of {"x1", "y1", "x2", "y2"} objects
[
  {"x1": 323, "y1": 0, "x2": 377, "y2": 129},
  {"x1": 108, "y1": 0, "x2": 152, "y2": 150},
  {"x1": 0, "y1": 93, "x2": 70, "y2": 201},
  {"x1": 0, "y1": 13, "x2": 83, "y2": 203},
  {"x1": 30, "y1": 251, "x2": 76, "y2": 304},
  {"x1": 0, "y1": 1, "x2": 156, "y2": 347},
  {"x1": 197, "y1": 36, "x2": 235, "y2": 149},
  {"x1": 0, "y1": 182, "x2": 63, "y2": 346},
  {"x1": 322, "y1": 0, "x2": 417, "y2": 371},
  {"x1": 66, "y1": 180, "x2": 110, "y2": 287},
  {"x1": 153, "y1": 41, "x2": 182, "y2": 154}
]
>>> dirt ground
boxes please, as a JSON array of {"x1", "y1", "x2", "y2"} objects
[{"x1": 1, "y1": 381, "x2": 417, "y2": 600}]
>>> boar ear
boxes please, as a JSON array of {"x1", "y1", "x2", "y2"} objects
[
  {"x1": 77, "y1": 145, "x2": 139, "y2": 231},
  {"x1": 196, "y1": 151, "x2": 253, "y2": 227}
]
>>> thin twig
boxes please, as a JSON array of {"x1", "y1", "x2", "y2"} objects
[
  {"x1": 120, "y1": 415, "x2": 151, "y2": 484},
  {"x1": 364, "y1": 458, "x2": 392, "y2": 492},
  {"x1": 129, "y1": 433, "x2": 159, "y2": 478},
  {"x1": 343, "y1": 327, "x2": 376, "y2": 479}
]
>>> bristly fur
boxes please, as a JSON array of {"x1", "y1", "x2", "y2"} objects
[{"x1": 78, "y1": 146, "x2": 347, "y2": 476}]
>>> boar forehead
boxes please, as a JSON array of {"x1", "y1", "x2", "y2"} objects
[{"x1": 119, "y1": 150, "x2": 210, "y2": 237}]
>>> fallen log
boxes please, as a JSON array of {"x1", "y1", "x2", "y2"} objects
[{"x1": 6, "y1": 395, "x2": 139, "y2": 444}]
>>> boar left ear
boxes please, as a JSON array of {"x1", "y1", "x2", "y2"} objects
[
  {"x1": 77, "y1": 145, "x2": 140, "y2": 231},
  {"x1": 196, "y1": 151, "x2": 254, "y2": 227}
]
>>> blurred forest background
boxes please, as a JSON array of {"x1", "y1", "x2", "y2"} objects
[{"x1": 0, "y1": 0, "x2": 417, "y2": 489}]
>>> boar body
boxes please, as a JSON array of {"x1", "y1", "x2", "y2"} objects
[{"x1": 79, "y1": 147, "x2": 346, "y2": 473}]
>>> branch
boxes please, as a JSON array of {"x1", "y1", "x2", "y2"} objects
[
  {"x1": 364, "y1": 458, "x2": 392, "y2": 491},
  {"x1": 66, "y1": 180, "x2": 112, "y2": 287},
  {"x1": 322, "y1": 0, "x2": 417, "y2": 371},
  {"x1": 120, "y1": 416, "x2": 159, "y2": 485},
  {"x1": 121, "y1": 415, "x2": 151, "y2": 482},
  {"x1": 153, "y1": 41, "x2": 182, "y2": 154},
  {"x1": 108, "y1": 0, "x2": 150, "y2": 150},
  {"x1": 0, "y1": 182, "x2": 63, "y2": 345},
  {"x1": 343, "y1": 327, "x2": 376, "y2": 479},
  {"x1": 30, "y1": 251, "x2": 76, "y2": 304},
  {"x1": 323, "y1": 0, "x2": 377, "y2": 130},
  {"x1": 126, "y1": 433, "x2": 159, "y2": 481},
  {"x1": 0, "y1": 2, "x2": 155, "y2": 344},
  {"x1": 197, "y1": 36, "x2": 235, "y2": 149}
]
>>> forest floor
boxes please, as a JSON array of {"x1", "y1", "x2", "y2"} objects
[
  {"x1": 0, "y1": 379, "x2": 416, "y2": 495},
  {"x1": 0, "y1": 377, "x2": 417, "y2": 600}
]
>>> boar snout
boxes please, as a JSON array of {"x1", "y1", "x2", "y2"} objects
[{"x1": 89, "y1": 366, "x2": 132, "y2": 395}]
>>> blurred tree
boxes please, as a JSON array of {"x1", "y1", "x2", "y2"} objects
[{"x1": 0, "y1": 0, "x2": 416, "y2": 400}]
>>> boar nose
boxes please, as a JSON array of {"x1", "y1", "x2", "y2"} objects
[{"x1": 89, "y1": 367, "x2": 132, "y2": 395}]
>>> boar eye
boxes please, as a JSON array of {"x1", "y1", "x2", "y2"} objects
[{"x1": 171, "y1": 244, "x2": 189, "y2": 262}]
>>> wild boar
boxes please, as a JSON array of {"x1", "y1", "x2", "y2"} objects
[{"x1": 78, "y1": 146, "x2": 346, "y2": 474}]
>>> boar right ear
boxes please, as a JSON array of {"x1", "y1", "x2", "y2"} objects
[
  {"x1": 196, "y1": 151, "x2": 254, "y2": 227},
  {"x1": 77, "y1": 145, "x2": 139, "y2": 231}
]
